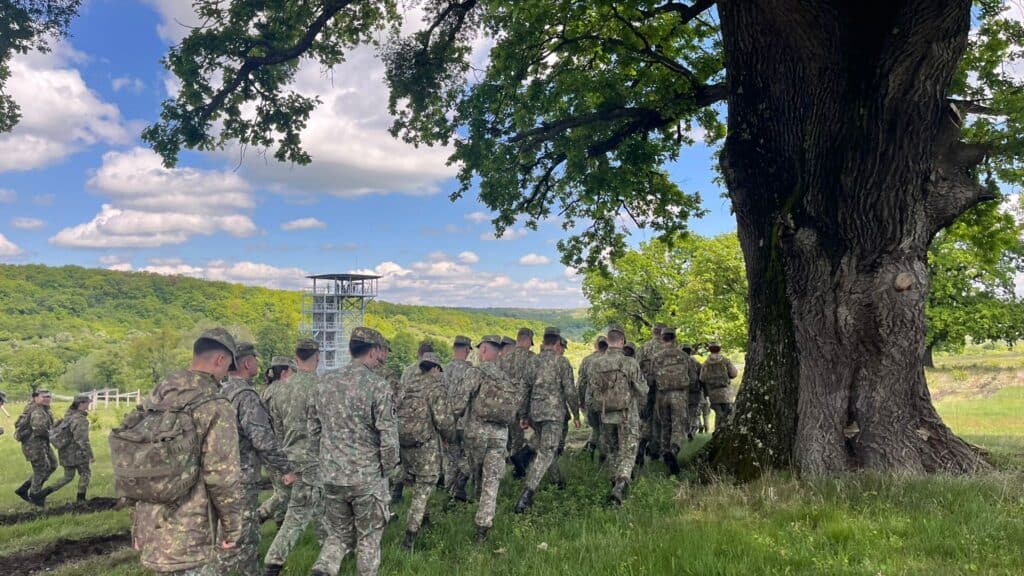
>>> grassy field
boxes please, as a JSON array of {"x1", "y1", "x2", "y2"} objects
[{"x1": 1, "y1": 355, "x2": 1022, "y2": 576}]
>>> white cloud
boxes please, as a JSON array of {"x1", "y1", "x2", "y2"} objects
[
  {"x1": 111, "y1": 76, "x2": 145, "y2": 93},
  {"x1": 519, "y1": 253, "x2": 551, "y2": 266},
  {"x1": 0, "y1": 233, "x2": 22, "y2": 257},
  {"x1": 33, "y1": 194, "x2": 55, "y2": 206},
  {"x1": 458, "y1": 251, "x2": 480, "y2": 264},
  {"x1": 0, "y1": 189, "x2": 15, "y2": 203},
  {"x1": 564, "y1": 266, "x2": 580, "y2": 280},
  {"x1": 108, "y1": 263, "x2": 134, "y2": 272},
  {"x1": 481, "y1": 228, "x2": 529, "y2": 241},
  {"x1": 136, "y1": 258, "x2": 310, "y2": 290},
  {"x1": 281, "y1": 217, "x2": 327, "y2": 231},
  {"x1": 50, "y1": 204, "x2": 257, "y2": 248},
  {"x1": 465, "y1": 211, "x2": 490, "y2": 224},
  {"x1": 0, "y1": 46, "x2": 129, "y2": 173},
  {"x1": 11, "y1": 217, "x2": 45, "y2": 230}
]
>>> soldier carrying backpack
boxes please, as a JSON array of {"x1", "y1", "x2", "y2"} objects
[
  {"x1": 34, "y1": 394, "x2": 94, "y2": 504},
  {"x1": 652, "y1": 327, "x2": 689, "y2": 475},
  {"x1": 700, "y1": 341, "x2": 739, "y2": 432},
  {"x1": 110, "y1": 328, "x2": 244, "y2": 575},
  {"x1": 14, "y1": 389, "x2": 56, "y2": 507}
]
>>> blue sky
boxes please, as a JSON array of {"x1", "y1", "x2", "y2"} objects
[{"x1": 0, "y1": 0, "x2": 737, "y2": 308}]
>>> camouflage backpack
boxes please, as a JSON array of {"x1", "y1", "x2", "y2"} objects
[
  {"x1": 591, "y1": 363, "x2": 631, "y2": 413},
  {"x1": 108, "y1": 396, "x2": 218, "y2": 505},
  {"x1": 472, "y1": 368, "x2": 518, "y2": 426},
  {"x1": 13, "y1": 410, "x2": 33, "y2": 443},
  {"x1": 50, "y1": 418, "x2": 74, "y2": 450},
  {"x1": 654, "y1": 349, "x2": 690, "y2": 392},
  {"x1": 397, "y1": 377, "x2": 437, "y2": 447},
  {"x1": 701, "y1": 356, "x2": 730, "y2": 390}
]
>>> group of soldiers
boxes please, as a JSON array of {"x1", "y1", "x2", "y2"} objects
[{"x1": 8, "y1": 322, "x2": 738, "y2": 576}]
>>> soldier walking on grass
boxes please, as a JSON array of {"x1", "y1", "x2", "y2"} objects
[
  {"x1": 443, "y1": 336, "x2": 474, "y2": 500},
  {"x1": 258, "y1": 356, "x2": 298, "y2": 525},
  {"x1": 577, "y1": 335, "x2": 607, "y2": 454},
  {"x1": 14, "y1": 388, "x2": 56, "y2": 507},
  {"x1": 35, "y1": 394, "x2": 93, "y2": 504},
  {"x1": 515, "y1": 328, "x2": 580, "y2": 513},
  {"x1": 263, "y1": 339, "x2": 324, "y2": 576},
  {"x1": 308, "y1": 327, "x2": 399, "y2": 576},
  {"x1": 394, "y1": 340, "x2": 436, "y2": 503},
  {"x1": 635, "y1": 323, "x2": 666, "y2": 464},
  {"x1": 681, "y1": 344, "x2": 705, "y2": 437},
  {"x1": 503, "y1": 328, "x2": 539, "y2": 479},
  {"x1": 219, "y1": 342, "x2": 297, "y2": 575},
  {"x1": 651, "y1": 328, "x2": 689, "y2": 475},
  {"x1": 701, "y1": 341, "x2": 739, "y2": 432}
]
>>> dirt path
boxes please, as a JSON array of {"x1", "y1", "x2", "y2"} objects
[
  {"x1": 0, "y1": 532, "x2": 131, "y2": 576},
  {"x1": 0, "y1": 497, "x2": 122, "y2": 526}
]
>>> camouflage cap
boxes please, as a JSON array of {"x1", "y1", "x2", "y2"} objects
[
  {"x1": 681, "y1": 343, "x2": 694, "y2": 352},
  {"x1": 235, "y1": 341, "x2": 257, "y2": 360},
  {"x1": 653, "y1": 323, "x2": 668, "y2": 332},
  {"x1": 544, "y1": 326, "x2": 561, "y2": 336},
  {"x1": 380, "y1": 337, "x2": 392, "y2": 351},
  {"x1": 296, "y1": 338, "x2": 320, "y2": 351},
  {"x1": 419, "y1": 352, "x2": 444, "y2": 371},
  {"x1": 517, "y1": 327, "x2": 535, "y2": 341},
  {"x1": 197, "y1": 328, "x2": 238, "y2": 371},
  {"x1": 34, "y1": 388, "x2": 52, "y2": 397},
  {"x1": 662, "y1": 326, "x2": 677, "y2": 336},
  {"x1": 477, "y1": 335, "x2": 502, "y2": 348},
  {"x1": 271, "y1": 355, "x2": 298, "y2": 370},
  {"x1": 351, "y1": 327, "x2": 383, "y2": 345},
  {"x1": 72, "y1": 394, "x2": 92, "y2": 405},
  {"x1": 501, "y1": 336, "x2": 516, "y2": 347},
  {"x1": 607, "y1": 324, "x2": 626, "y2": 337},
  {"x1": 454, "y1": 335, "x2": 472, "y2": 347}
]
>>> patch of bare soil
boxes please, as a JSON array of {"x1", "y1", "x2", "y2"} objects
[
  {"x1": 0, "y1": 532, "x2": 131, "y2": 576},
  {"x1": 0, "y1": 497, "x2": 122, "y2": 526}
]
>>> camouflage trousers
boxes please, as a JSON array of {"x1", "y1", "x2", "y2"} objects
[
  {"x1": 656, "y1": 391, "x2": 688, "y2": 456},
  {"x1": 525, "y1": 421, "x2": 564, "y2": 491},
  {"x1": 599, "y1": 407, "x2": 639, "y2": 482},
  {"x1": 710, "y1": 403, "x2": 734, "y2": 432},
  {"x1": 406, "y1": 475, "x2": 436, "y2": 534},
  {"x1": 585, "y1": 409, "x2": 602, "y2": 450},
  {"x1": 443, "y1": 432, "x2": 465, "y2": 492},
  {"x1": 264, "y1": 480, "x2": 323, "y2": 566},
  {"x1": 258, "y1": 474, "x2": 291, "y2": 525},
  {"x1": 313, "y1": 479, "x2": 389, "y2": 576},
  {"x1": 466, "y1": 435, "x2": 507, "y2": 528},
  {"x1": 217, "y1": 484, "x2": 260, "y2": 575},
  {"x1": 45, "y1": 463, "x2": 91, "y2": 494},
  {"x1": 23, "y1": 445, "x2": 56, "y2": 494}
]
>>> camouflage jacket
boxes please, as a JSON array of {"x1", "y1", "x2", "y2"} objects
[
  {"x1": 501, "y1": 346, "x2": 538, "y2": 418},
  {"x1": 401, "y1": 370, "x2": 456, "y2": 444},
  {"x1": 585, "y1": 349, "x2": 647, "y2": 424},
  {"x1": 57, "y1": 408, "x2": 92, "y2": 467},
  {"x1": 576, "y1": 351, "x2": 603, "y2": 412},
  {"x1": 261, "y1": 382, "x2": 285, "y2": 438},
  {"x1": 21, "y1": 403, "x2": 53, "y2": 451},
  {"x1": 528, "y1": 349, "x2": 579, "y2": 423},
  {"x1": 686, "y1": 354, "x2": 702, "y2": 396},
  {"x1": 464, "y1": 361, "x2": 517, "y2": 441},
  {"x1": 651, "y1": 345, "x2": 689, "y2": 392},
  {"x1": 134, "y1": 369, "x2": 242, "y2": 573},
  {"x1": 400, "y1": 362, "x2": 419, "y2": 390},
  {"x1": 266, "y1": 370, "x2": 320, "y2": 479},
  {"x1": 636, "y1": 338, "x2": 663, "y2": 383},
  {"x1": 701, "y1": 354, "x2": 739, "y2": 403},
  {"x1": 443, "y1": 359, "x2": 474, "y2": 429},
  {"x1": 222, "y1": 376, "x2": 293, "y2": 485},
  {"x1": 315, "y1": 360, "x2": 399, "y2": 486},
  {"x1": 374, "y1": 362, "x2": 402, "y2": 399}
]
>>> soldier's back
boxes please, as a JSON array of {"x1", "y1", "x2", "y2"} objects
[{"x1": 318, "y1": 362, "x2": 393, "y2": 485}]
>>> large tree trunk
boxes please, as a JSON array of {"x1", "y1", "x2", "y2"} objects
[{"x1": 705, "y1": 0, "x2": 991, "y2": 476}]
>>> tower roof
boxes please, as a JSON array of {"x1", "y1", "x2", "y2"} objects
[{"x1": 306, "y1": 273, "x2": 381, "y2": 281}]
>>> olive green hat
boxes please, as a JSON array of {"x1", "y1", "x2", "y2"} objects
[
  {"x1": 271, "y1": 356, "x2": 298, "y2": 370},
  {"x1": 708, "y1": 340, "x2": 722, "y2": 349},
  {"x1": 196, "y1": 328, "x2": 238, "y2": 371},
  {"x1": 517, "y1": 327, "x2": 535, "y2": 342},
  {"x1": 454, "y1": 335, "x2": 472, "y2": 347},
  {"x1": 419, "y1": 352, "x2": 444, "y2": 372},
  {"x1": 596, "y1": 335, "x2": 607, "y2": 344},
  {"x1": 235, "y1": 341, "x2": 257, "y2": 360},
  {"x1": 477, "y1": 335, "x2": 502, "y2": 348},
  {"x1": 351, "y1": 327, "x2": 383, "y2": 345},
  {"x1": 296, "y1": 338, "x2": 320, "y2": 351},
  {"x1": 544, "y1": 326, "x2": 560, "y2": 336},
  {"x1": 501, "y1": 336, "x2": 516, "y2": 347},
  {"x1": 662, "y1": 327, "x2": 676, "y2": 337},
  {"x1": 72, "y1": 394, "x2": 92, "y2": 406}
]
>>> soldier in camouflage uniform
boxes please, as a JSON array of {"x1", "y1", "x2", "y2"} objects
[
  {"x1": 218, "y1": 343, "x2": 297, "y2": 575},
  {"x1": 443, "y1": 335, "x2": 474, "y2": 498},
  {"x1": 397, "y1": 352, "x2": 456, "y2": 550},
  {"x1": 515, "y1": 328, "x2": 580, "y2": 513},
  {"x1": 401, "y1": 341, "x2": 435, "y2": 388},
  {"x1": 635, "y1": 324, "x2": 666, "y2": 463},
  {"x1": 264, "y1": 339, "x2": 324, "y2": 576},
  {"x1": 701, "y1": 342, "x2": 739, "y2": 432},
  {"x1": 503, "y1": 328, "x2": 538, "y2": 479},
  {"x1": 681, "y1": 344, "x2": 705, "y2": 436},
  {"x1": 309, "y1": 327, "x2": 399, "y2": 576},
  {"x1": 14, "y1": 389, "x2": 55, "y2": 507},
  {"x1": 651, "y1": 328, "x2": 689, "y2": 475},
  {"x1": 133, "y1": 328, "x2": 243, "y2": 576},
  {"x1": 394, "y1": 340, "x2": 434, "y2": 503},
  {"x1": 35, "y1": 394, "x2": 93, "y2": 504},
  {"x1": 500, "y1": 336, "x2": 516, "y2": 359},
  {"x1": 464, "y1": 335, "x2": 519, "y2": 543},
  {"x1": 576, "y1": 336, "x2": 607, "y2": 454},
  {"x1": 258, "y1": 356, "x2": 297, "y2": 525},
  {"x1": 373, "y1": 338, "x2": 401, "y2": 398},
  {"x1": 586, "y1": 326, "x2": 647, "y2": 505}
]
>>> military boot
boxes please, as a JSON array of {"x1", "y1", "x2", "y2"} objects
[
  {"x1": 474, "y1": 525, "x2": 490, "y2": 544},
  {"x1": 402, "y1": 529, "x2": 417, "y2": 551},
  {"x1": 30, "y1": 487, "x2": 52, "y2": 507},
  {"x1": 76, "y1": 490, "x2": 87, "y2": 504},
  {"x1": 14, "y1": 481, "x2": 31, "y2": 504},
  {"x1": 264, "y1": 564, "x2": 283, "y2": 576},
  {"x1": 663, "y1": 452, "x2": 681, "y2": 476},
  {"x1": 391, "y1": 481, "x2": 405, "y2": 504},
  {"x1": 513, "y1": 488, "x2": 534, "y2": 514},
  {"x1": 310, "y1": 571, "x2": 331, "y2": 576},
  {"x1": 609, "y1": 478, "x2": 629, "y2": 506},
  {"x1": 452, "y1": 473, "x2": 469, "y2": 503}
]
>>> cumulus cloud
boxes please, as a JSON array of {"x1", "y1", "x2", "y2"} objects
[
  {"x1": 0, "y1": 46, "x2": 129, "y2": 173},
  {"x1": 33, "y1": 194, "x2": 55, "y2": 206},
  {"x1": 0, "y1": 189, "x2": 15, "y2": 203},
  {"x1": 281, "y1": 217, "x2": 327, "y2": 231},
  {"x1": 481, "y1": 228, "x2": 529, "y2": 241},
  {"x1": 458, "y1": 251, "x2": 480, "y2": 264},
  {"x1": 134, "y1": 258, "x2": 310, "y2": 290},
  {"x1": 50, "y1": 204, "x2": 257, "y2": 248},
  {"x1": 519, "y1": 253, "x2": 551, "y2": 266},
  {"x1": 111, "y1": 76, "x2": 145, "y2": 93},
  {"x1": 0, "y1": 233, "x2": 22, "y2": 257},
  {"x1": 465, "y1": 211, "x2": 490, "y2": 224},
  {"x1": 11, "y1": 217, "x2": 45, "y2": 230}
]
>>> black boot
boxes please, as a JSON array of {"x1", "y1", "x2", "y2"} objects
[
  {"x1": 513, "y1": 488, "x2": 534, "y2": 514},
  {"x1": 609, "y1": 478, "x2": 629, "y2": 506},
  {"x1": 452, "y1": 474, "x2": 469, "y2": 503},
  {"x1": 30, "y1": 487, "x2": 51, "y2": 507},
  {"x1": 474, "y1": 525, "x2": 489, "y2": 544},
  {"x1": 663, "y1": 452, "x2": 681, "y2": 476},
  {"x1": 510, "y1": 450, "x2": 528, "y2": 480},
  {"x1": 76, "y1": 490, "x2": 87, "y2": 504},
  {"x1": 402, "y1": 529, "x2": 417, "y2": 551},
  {"x1": 391, "y1": 481, "x2": 405, "y2": 504},
  {"x1": 264, "y1": 564, "x2": 283, "y2": 576},
  {"x1": 15, "y1": 481, "x2": 31, "y2": 504}
]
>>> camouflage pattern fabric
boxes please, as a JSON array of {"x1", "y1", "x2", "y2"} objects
[
  {"x1": 442, "y1": 358, "x2": 473, "y2": 490},
  {"x1": 257, "y1": 474, "x2": 291, "y2": 525},
  {"x1": 524, "y1": 421, "x2": 565, "y2": 490},
  {"x1": 312, "y1": 479, "x2": 389, "y2": 576},
  {"x1": 217, "y1": 484, "x2": 261, "y2": 575},
  {"x1": 263, "y1": 480, "x2": 324, "y2": 566},
  {"x1": 700, "y1": 395, "x2": 712, "y2": 431},
  {"x1": 46, "y1": 463, "x2": 90, "y2": 494},
  {"x1": 464, "y1": 361, "x2": 514, "y2": 528},
  {"x1": 656, "y1": 391, "x2": 688, "y2": 455},
  {"x1": 373, "y1": 362, "x2": 402, "y2": 399},
  {"x1": 266, "y1": 370, "x2": 321, "y2": 478},
  {"x1": 133, "y1": 370, "x2": 243, "y2": 574},
  {"x1": 685, "y1": 355, "x2": 704, "y2": 432},
  {"x1": 635, "y1": 339, "x2": 663, "y2": 455},
  {"x1": 700, "y1": 353, "x2": 739, "y2": 404},
  {"x1": 577, "y1": 350, "x2": 604, "y2": 449},
  {"x1": 501, "y1": 347, "x2": 538, "y2": 455},
  {"x1": 398, "y1": 370, "x2": 455, "y2": 533},
  {"x1": 588, "y1": 349, "x2": 646, "y2": 483},
  {"x1": 165, "y1": 566, "x2": 217, "y2": 576},
  {"x1": 524, "y1": 350, "x2": 579, "y2": 490},
  {"x1": 710, "y1": 402, "x2": 734, "y2": 431},
  {"x1": 221, "y1": 376, "x2": 293, "y2": 485},
  {"x1": 48, "y1": 408, "x2": 92, "y2": 493},
  {"x1": 20, "y1": 403, "x2": 56, "y2": 494}
]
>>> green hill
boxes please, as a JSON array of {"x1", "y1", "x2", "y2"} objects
[{"x1": 0, "y1": 264, "x2": 565, "y2": 395}]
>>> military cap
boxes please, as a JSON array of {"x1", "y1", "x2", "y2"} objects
[
  {"x1": 454, "y1": 335, "x2": 472, "y2": 347},
  {"x1": 544, "y1": 326, "x2": 561, "y2": 336},
  {"x1": 351, "y1": 327, "x2": 383, "y2": 345},
  {"x1": 662, "y1": 327, "x2": 677, "y2": 336},
  {"x1": 235, "y1": 341, "x2": 257, "y2": 360},
  {"x1": 607, "y1": 324, "x2": 626, "y2": 337},
  {"x1": 708, "y1": 340, "x2": 722, "y2": 349},
  {"x1": 501, "y1": 336, "x2": 516, "y2": 347},
  {"x1": 34, "y1": 388, "x2": 52, "y2": 398},
  {"x1": 623, "y1": 341, "x2": 636, "y2": 352},
  {"x1": 197, "y1": 328, "x2": 238, "y2": 371},
  {"x1": 517, "y1": 327, "x2": 535, "y2": 341},
  {"x1": 559, "y1": 336, "x2": 569, "y2": 348},
  {"x1": 681, "y1": 343, "x2": 694, "y2": 352},
  {"x1": 477, "y1": 335, "x2": 502, "y2": 348},
  {"x1": 419, "y1": 352, "x2": 444, "y2": 371},
  {"x1": 596, "y1": 335, "x2": 607, "y2": 344},
  {"x1": 296, "y1": 338, "x2": 320, "y2": 351},
  {"x1": 72, "y1": 394, "x2": 92, "y2": 405},
  {"x1": 271, "y1": 355, "x2": 298, "y2": 370}
]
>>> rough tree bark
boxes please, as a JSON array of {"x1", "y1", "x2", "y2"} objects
[{"x1": 703, "y1": 0, "x2": 992, "y2": 477}]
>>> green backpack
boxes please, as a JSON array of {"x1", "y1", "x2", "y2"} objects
[
  {"x1": 108, "y1": 396, "x2": 217, "y2": 505},
  {"x1": 397, "y1": 378, "x2": 437, "y2": 447},
  {"x1": 701, "y1": 357, "x2": 730, "y2": 390},
  {"x1": 591, "y1": 364, "x2": 631, "y2": 413},
  {"x1": 50, "y1": 418, "x2": 74, "y2": 450},
  {"x1": 472, "y1": 369, "x2": 518, "y2": 426},
  {"x1": 13, "y1": 410, "x2": 33, "y2": 443},
  {"x1": 655, "y1": 353, "x2": 690, "y2": 392}
]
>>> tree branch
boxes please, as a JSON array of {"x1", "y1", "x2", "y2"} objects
[{"x1": 640, "y1": 0, "x2": 717, "y2": 24}]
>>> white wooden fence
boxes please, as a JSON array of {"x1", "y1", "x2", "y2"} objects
[{"x1": 51, "y1": 388, "x2": 141, "y2": 408}]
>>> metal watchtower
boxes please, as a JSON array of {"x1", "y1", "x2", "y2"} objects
[{"x1": 300, "y1": 273, "x2": 380, "y2": 372}]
